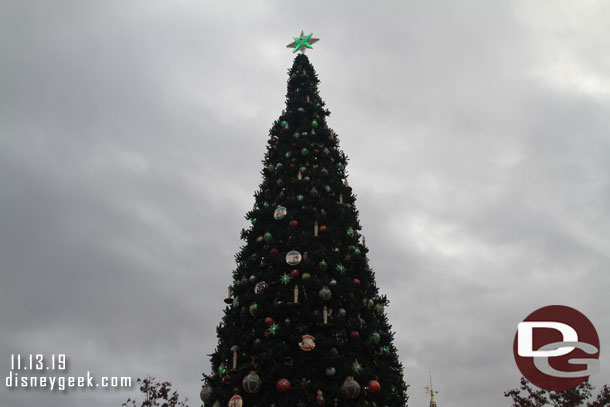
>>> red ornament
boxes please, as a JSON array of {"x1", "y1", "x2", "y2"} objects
[
  {"x1": 271, "y1": 248, "x2": 279, "y2": 254},
  {"x1": 319, "y1": 225, "x2": 327, "y2": 232},
  {"x1": 290, "y1": 269, "x2": 300, "y2": 278},
  {"x1": 353, "y1": 278, "x2": 361, "y2": 286},
  {"x1": 367, "y1": 380, "x2": 381, "y2": 394},
  {"x1": 275, "y1": 378, "x2": 291, "y2": 392},
  {"x1": 350, "y1": 331, "x2": 360, "y2": 339},
  {"x1": 289, "y1": 220, "x2": 299, "y2": 227},
  {"x1": 265, "y1": 317, "x2": 274, "y2": 325}
]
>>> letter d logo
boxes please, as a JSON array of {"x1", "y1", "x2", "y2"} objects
[{"x1": 517, "y1": 322, "x2": 577, "y2": 357}]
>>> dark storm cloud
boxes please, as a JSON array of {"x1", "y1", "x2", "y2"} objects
[{"x1": 2, "y1": 1, "x2": 609, "y2": 406}]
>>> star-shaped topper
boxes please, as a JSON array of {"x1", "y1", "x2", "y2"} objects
[{"x1": 287, "y1": 31, "x2": 319, "y2": 53}]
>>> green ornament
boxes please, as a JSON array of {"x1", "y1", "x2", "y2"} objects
[
  {"x1": 267, "y1": 163, "x2": 275, "y2": 172},
  {"x1": 218, "y1": 362, "x2": 227, "y2": 375},
  {"x1": 280, "y1": 273, "x2": 291, "y2": 284},
  {"x1": 323, "y1": 148, "x2": 330, "y2": 155},
  {"x1": 318, "y1": 259, "x2": 328, "y2": 270},
  {"x1": 299, "y1": 166, "x2": 307, "y2": 173},
  {"x1": 281, "y1": 120, "x2": 288, "y2": 128},
  {"x1": 297, "y1": 194, "x2": 304, "y2": 201},
  {"x1": 312, "y1": 120, "x2": 318, "y2": 128},
  {"x1": 232, "y1": 297, "x2": 239, "y2": 307},
  {"x1": 369, "y1": 332, "x2": 380, "y2": 344},
  {"x1": 301, "y1": 147, "x2": 309, "y2": 156},
  {"x1": 337, "y1": 162, "x2": 343, "y2": 168},
  {"x1": 242, "y1": 371, "x2": 262, "y2": 393},
  {"x1": 264, "y1": 232, "x2": 272, "y2": 242},
  {"x1": 347, "y1": 227, "x2": 354, "y2": 237},
  {"x1": 263, "y1": 202, "x2": 270, "y2": 208},
  {"x1": 354, "y1": 248, "x2": 361, "y2": 255},
  {"x1": 293, "y1": 132, "x2": 300, "y2": 138},
  {"x1": 336, "y1": 264, "x2": 345, "y2": 272},
  {"x1": 324, "y1": 185, "x2": 331, "y2": 193},
  {"x1": 296, "y1": 88, "x2": 300, "y2": 93},
  {"x1": 316, "y1": 103, "x2": 320, "y2": 107},
  {"x1": 249, "y1": 303, "x2": 259, "y2": 316},
  {"x1": 286, "y1": 31, "x2": 320, "y2": 54},
  {"x1": 252, "y1": 218, "x2": 257, "y2": 224},
  {"x1": 285, "y1": 152, "x2": 291, "y2": 158},
  {"x1": 375, "y1": 303, "x2": 385, "y2": 314}
]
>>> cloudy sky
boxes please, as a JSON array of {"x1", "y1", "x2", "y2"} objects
[{"x1": 1, "y1": 1, "x2": 609, "y2": 406}]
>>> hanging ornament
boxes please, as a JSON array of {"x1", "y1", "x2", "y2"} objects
[
  {"x1": 340, "y1": 377, "x2": 361, "y2": 399},
  {"x1": 312, "y1": 120, "x2": 318, "y2": 128},
  {"x1": 322, "y1": 305, "x2": 329, "y2": 324},
  {"x1": 249, "y1": 303, "x2": 259, "y2": 316},
  {"x1": 264, "y1": 232, "x2": 272, "y2": 242},
  {"x1": 249, "y1": 274, "x2": 257, "y2": 283},
  {"x1": 367, "y1": 380, "x2": 381, "y2": 394},
  {"x1": 218, "y1": 362, "x2": 227, "y2": 375},
  {"x1": 289, "y1": 219, "x2": 299, "y2": 227},
  {"x1": 314, "y1": 221, "x2": 319, "y2": 237},
  {"x1": 316, "y1": 390, "x2": 324, "y2": 407},
  {"x1": 347, "y1": 227, "x2": 354, "y2": 237},
  {"x1": 276, "y1": 378, "x2": 292, "y2": 392},
  {"x1": 319, "y1": 286, "x2": 332, "y2": 301},
  {"x1": 375, "y1": 303, "x2": 385, "y2": 315},
  {"x1": 228, "y1": 395, "x2": 243, "y2": 407},
  {"x1": 290, "y1": 269, "x2": 300, "y2": 278},
  {"x1": 369, "y1": 332, "x2": 380, "y2": 344},
  {"x1": 329, "y1": 279, "x2": 337, "y2": 287},
  {"x1": 232, "y1": 351, "x2": 237, "y2": 370},
  {"x1": 297, "y1": 171, "x2": 303, "y2": 180},
  {"x1": 301, "y1": 147, "x2": 309, "y2": 156},
  {"x1": 224, "y1": 286, "x2": 233, "y2": 304},
  {"x1": 354, "y1": 247, "x2": 361, "y2": 255},
  {"x1": 285, "y1": 151, "x2": 292, "y2": 158},
  {"x1": 310, "y1": 186, "x2": 319, "y2": 197},
  {"x1": 200, "y1": 385, "x2": 213, "y2": 403},
  {"x1": 353, "y1": 278, "x2": 361, "y2": 286},
  {"x1": 325, "y1": 367, "x2": 336, "y2": 376},
  {"x1": 281, "y1": 120, "x2": 288, "y2": 129},
  {"x1": 336, "y1": 264, "x2": 345, "y2": 273},
  {"x1": 263, "y1": 202, "x2": 270, "y2": 208},
  {"x1": 293, "y1": 285, "x2": 300, "y2": 304},
  {"x1": 350, "y1": 330, "x2": 360, "y2": 339},
  {"x1": 318, "y1": 259, "x2": 328, "y2": 270},
  {"x1": 254, "y1": 281, "x2": 268, "y2": 294},
  {"x1": 213, "y1": 400, "x2": 221, "y2": 407},
  {"x1": 286, "y1": 251, "x2": 302, "y2": 266},
  {"x1": 297, "y1": 194, "x2": 304, "y2": 201},
  {"x1": 267, "y1": 163, "x2": 275, "y2": 172},
  {"x1": 265, "y1": 317, "x2": 274, "y2": 325},
  {"x1": 339, "y1": 194, "x2": 343, "y2": 204},
  {"x1": 242, "y1": 371, "x2": 262, "y2": 393},
  {"x1": 324, "y1": 185, "x2": 331, "y2": 193},
  {"x1": 267, "y1": 322, "x2": 279, "y2": 336},
  {"x1": 280, "y1": 273, "x2": 291, "y2": 284},
  {"x1": 274, "y1": 206, "x2": 287, "y2": 220},
  {"x1": 302, "y1": 272, "x2": 311, "y2": 281},
  {"x1": 352, "y1": 360, "x2": 362, "y2": 373},
  {"x1": 299, "y1": 334, "x2": 316, "y2": 351},
  {"x1": 320, "y1": 167, "x2": 329, "y2": 176}
]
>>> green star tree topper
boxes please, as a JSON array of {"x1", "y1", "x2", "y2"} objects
[
  {"x1": 287, "y1": 31, "x2": 320, "y2": 53},
  {"x1": 201, "y1": 32, "x2": 408, "y2": 407}
]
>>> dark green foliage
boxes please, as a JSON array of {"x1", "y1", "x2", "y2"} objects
[
  {"x1": 505, "y1": 377, "x2": 610, "y2": 407},
  {"x1": 123, "y1": 377, "x2": 189, "y2": 407},
  {"x1": 203, "y1": 54, "x2": 408, "y2": 407}
]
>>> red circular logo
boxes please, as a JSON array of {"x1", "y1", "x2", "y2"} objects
[{"x1": 513, "y1": 305, "x2": 600, "y2": 391}]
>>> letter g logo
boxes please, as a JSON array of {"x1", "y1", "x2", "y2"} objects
[{"x1": 513, "y1": 305, "x2": 600, "y2": 391}]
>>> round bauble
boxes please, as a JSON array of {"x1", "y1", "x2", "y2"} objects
[
  {"x1": 325, "y1": 367, "x2": 336, "y2": 376},
  {"x1": 275, "y1": 378, "x2": 291, "y2": 392},
  {"x1": 254, "y1": 281, "x2": 268, "y2": 294},
  {"x1": 369, "y1": 332, "x2": 380, "y2": 344},
  {"x1": 319, "y1": 225, "x2": 327, "y2": 232},
  {"x1": 242, "y1": 371, "x2": 262, "y2": 393},
  {"x1": 289, "y1": 219, "x2": 299, "y2": 227},
  {"x1": 228, "y1": 395, "x2": 242, "y2": 407},
  {"x1": 341, "y1": 377, "x2": 361, "y2": 399},
  {"x1": 200, "y1": 385, "x2": 213, "y2": 402},
  {"x1": 375, "y1": 303, "x2": 385, "y2": 315},
  {"x1": 367, "y1": 380, "x2": 381, "y2": 394},
  {"x1": 353, "y1": 278, "x2": 361, "y2": 286},
  {"x1": 265, "y1": 317, "x2": 274, "y2": 325},
  {"x1": 350, "y1": 331, "x2": 360, "y2": 339},
  {"x1": 329, "y1": 279, "x2": 337, "y2": 287},
  {"x1": 264, "y1": 232, "x2": 272, "y2": 242},
  {"x1": 319, "y1": 286, "x2": 332, "y2": 301},
  {"x1": 290, "y1": 269, "x2": 300, "y2": 278},
  {"x1": 302, "y1": 272, "x2": 311, "y2": 281}
]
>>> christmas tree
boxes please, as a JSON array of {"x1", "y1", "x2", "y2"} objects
[{"x1": 201, "y1": 32, "x2": 408, "y2": 407}]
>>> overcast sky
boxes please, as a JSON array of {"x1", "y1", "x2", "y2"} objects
[{"x1": 1, "y1": 1, "x2": 610, "y2": 406}]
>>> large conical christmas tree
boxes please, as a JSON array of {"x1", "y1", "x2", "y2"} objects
[{"x1": 202, "y1": 33, "x2": 408, "y2": 407}]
